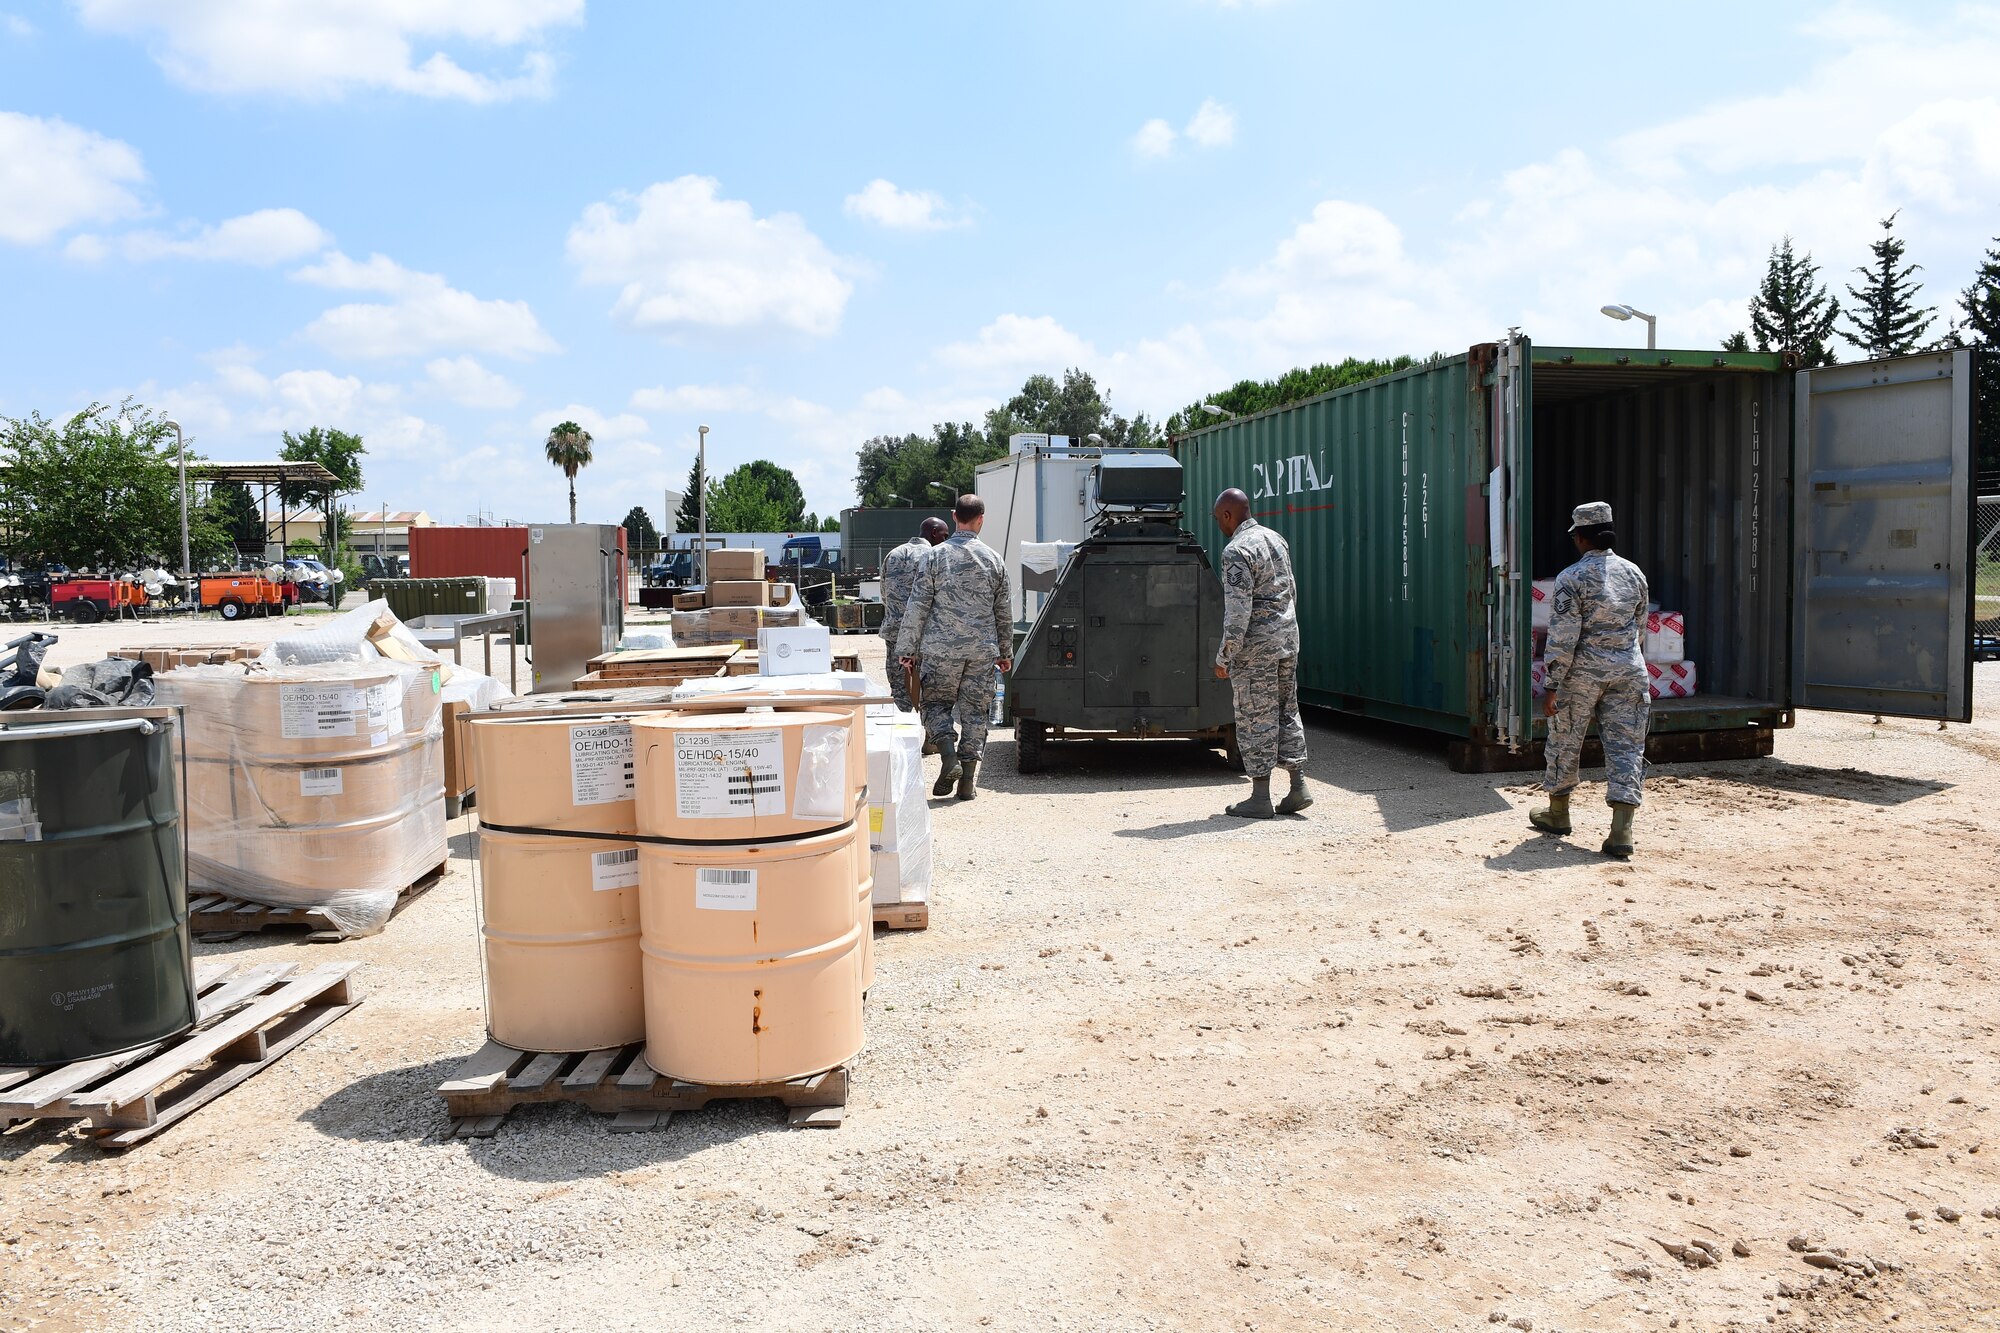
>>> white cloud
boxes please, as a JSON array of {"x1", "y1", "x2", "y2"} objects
[
  {"x1": 527, "y1": 404, "x2": 653, "y2": 445},
  {"x1": 1184, "y1": 98, "x2": 1235, "y2": 149},
  {"x1": 424, "y1": 356, "x2": 522, "y2": 409},
  {"x1": 72, "y1": 0, "x2": 581, "y2": 102},
  {"x1": 629, "y1": 383, "x2": 758, "y2": 413},
  {"x1": 0, "y1": 112, "x2": 146, "y2": 245},
  {"x1": 843, "y1": 179, "x2": 964, "y2": 231},
  {"x1": 69, "y1": 208, "x2": 331, "y2": 265},
  {"x1": 1132, "y1": 118, "x2": 1177, "y2": 160},
  {"x1": 292, "y1": 251, "x2": 558, "y2": 361},
  {"x1": 935, "y1": 314, "x2": 1098, "y2": 377},
  {"x1": 567, "y1": 176, "x2": 855, "y2": 337},
  {"x1": 146, "y1": 351, "x2": 445, "y2": 462},
  {"x1": 5, "y1": 14, "x2": 33, "y2": 37}
]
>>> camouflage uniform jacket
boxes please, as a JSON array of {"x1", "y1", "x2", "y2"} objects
[
  {"x1": 895, "y1": 530, "x2": 1010, "y2": 660},
  {"x1": 1217, "y1": 517, "x2": 1300, "y2": 669},
  {"x1": 1544, "y1": 549, "x2": 1649, "y2": 694},
  {"x1": 878, "y1": 536, "x2": 932, "y2": 638}
]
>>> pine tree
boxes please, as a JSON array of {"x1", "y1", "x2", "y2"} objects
[
  {"x1": 1841, "y1": 212, "x2": 1935, "y2": 358},
  {"x1": 1720, "y1": 332, "x2": 1750, "y2": 353},
  {"x1": 1958, "y1": 234, "x2": 2000, "y2": 479},
  {"x1": 1747, "y1": 236, "x2": 1840, "y2": 366},
  {"x1": 672, "y1": 457, "x2": 705, "y2": 533}
]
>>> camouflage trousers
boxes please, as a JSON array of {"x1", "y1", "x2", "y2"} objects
[
  {"x1": 881, "y1": 624, "x2": 913, "y2": 711},
  {"x1": 1230, "y1": 652, "x2": 1307, "y2": 779},
  {"x1": 1543, "y1": 671, "x2": 1650, "y2": 806},
  {"x1": 919, "y1": 655, "x2": 996, "y2": 760}
]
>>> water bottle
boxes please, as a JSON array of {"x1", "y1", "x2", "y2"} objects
[{"x1": 992, "y1": 666, "x2": 1007, "y2": 725}]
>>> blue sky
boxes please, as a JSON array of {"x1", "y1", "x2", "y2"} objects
[{"x1": 3, "y1": 2, "x2": 1998, "y2": 530}]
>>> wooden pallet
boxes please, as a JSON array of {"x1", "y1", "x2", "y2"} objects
[
  {"x1": 438, "y1": 1041, "x2": 849, "y2": 1137},
  {"x1": 0, "y1": 961, "x2": 361, "y2": 1148},
  {"x1": 190, "y1": 861, "x2": 446, "y2": 941},
  {"x1": 873, "y1": 901, "x2": 930, "y2": 931}
]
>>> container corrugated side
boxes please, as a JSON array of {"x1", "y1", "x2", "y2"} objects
[
  {"x1": 1175, "y1": 355, "x2": 1487, "y2": 736},
  {"x1": 410, "y1": 527, "x2": 532, "y2": 593}
]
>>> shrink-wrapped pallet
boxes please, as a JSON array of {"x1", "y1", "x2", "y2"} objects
[
  {"x1": 864, "y1": 713, "x2": 931, "y2": 906},
  {"x1": 154, "y1": 660, "x2": 447, "y2": 934}
]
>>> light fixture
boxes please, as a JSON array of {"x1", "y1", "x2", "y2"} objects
[
  {"x1": 1199, "y1": 403, "x2": 1230, "y2": 418},
  {"x1": 1599, "y1": 303, "x2": 1657, "y2": 350},
  {"x1": 1085, "y1": 433, "x2": 1105, "y2": 445}
]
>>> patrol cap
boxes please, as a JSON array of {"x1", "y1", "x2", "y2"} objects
[{"x1": 1569, "y1": 501, "x2": 1613, "y2": 531}]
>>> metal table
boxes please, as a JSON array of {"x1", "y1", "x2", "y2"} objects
[{"x1": 406, "y1": 610, "x2": 523, "y2": 692}]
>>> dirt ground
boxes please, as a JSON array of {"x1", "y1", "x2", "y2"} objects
[{"x1": 5, "y1": 610, "x2": 1999, "y2": 1332}]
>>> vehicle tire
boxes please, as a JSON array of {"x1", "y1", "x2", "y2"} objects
[
  {"x1": 219, "y1": 598, "x2": 244, "y2": 621},
  {"x1": 1016, "y1": 719, "x2": 1046, "y2": 774},
  {"x1": 72, "y1": 599, "x2": 104, "y2": 625},
  {"x1": 1219, "y1": 724, "x2": 1244, "y2": 772}
]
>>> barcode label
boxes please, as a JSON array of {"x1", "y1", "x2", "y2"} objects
[
  {"x1": 570, "y1": 722, "x2": 635, "y2": 806},
  {"x1": 299, "y1": 767, "x2": 344, "y2": 797},
  {"x1": 674, "y1": 729, "x2": 785, "y2": 819},
  {"x1": 590, "y1": 845, "x2": 640, "y2": 892},
  {"x1": 694, "y1": 866, "x2": 757, "y2": 911},
  {"x1": 278, "y1": 683, "x2": 361, "y2": 738}
]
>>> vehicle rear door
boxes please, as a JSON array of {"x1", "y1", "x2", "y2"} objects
[{"x1": 1792, "y1": 348, "x2": 1977, "y2": 721}]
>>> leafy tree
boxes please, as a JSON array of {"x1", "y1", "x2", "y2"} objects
[
  {"x1": 279, "y1": 426, "x2": 366, "y2": 558},
  {"x1": 207, "y1": 479, "x2": 266, "y2": 553},
  {"x1": 1166, "y1": 356, "x2": 1425, "y2": 435},
  {"x1": 1956, "y1": 234, "x2": 2000, "y2": 479},
  {"x1": 819, "y1": 513, "x2": 841, "y2": 533},
  {"x1": 1747, "y1": 236, "x2": 1840, "y2": 366},
  {"x1": 1842, "y1": 212, "x2": 1935, "y2": 358},
  {"x1": 544, "y1": 420, "x2": 593, "y2": 523},
  {"x1": 621, "y1": 504, "x2": 659, "y2": 554},
  {"x1": 673, "y1": 456, "x2": 706, "y2": 532},
  {"x1": 984, "y1": 368, "x2": 1157, "y2": 451},
  {"x1": 1720, "y1": 332, "x2": 1751, "y2": 352},
  {"x1": 0, "y1": 400, "x2": 229, "y2": 570},
  {"x1": 704, "y1": 460, "x2": 808, "y2": 530}
]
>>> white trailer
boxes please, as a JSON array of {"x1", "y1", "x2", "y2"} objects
[{"x1": 977, "y1": 436, "x2": 1159, "y2": 625}]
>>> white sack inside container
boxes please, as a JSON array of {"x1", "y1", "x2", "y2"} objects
[
  {"x1": 154, "y1": 659, "x2": 448, "y2": 935},
  {"x1": 1647, "y1": 660, "x2": 1698, "y2": 699},
  {"x1": 1530, "y1": 579, "x2": 1556, "y2": 629},
  {"x1": 1644, "y1": 611, "x2": 1685, "y2": 664}
]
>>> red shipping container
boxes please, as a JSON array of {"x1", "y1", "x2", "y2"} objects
[{"x1": 408, "y1": 526, "x2": 628, "y2": 599}]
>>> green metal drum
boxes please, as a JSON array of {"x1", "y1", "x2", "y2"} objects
[{"x1": 0, "y1": 710, "x2": 196, "y2": 1067}]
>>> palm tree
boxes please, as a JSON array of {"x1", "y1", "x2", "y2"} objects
[{"x1": 544, "y1": 421, "x2": 594, "y2": 523}]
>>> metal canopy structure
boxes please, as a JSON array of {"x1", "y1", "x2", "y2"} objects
[{"x1": 189, "y1": 461, "x2": 339, "y2": 560}]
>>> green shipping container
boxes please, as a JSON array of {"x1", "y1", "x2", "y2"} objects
[{"x1": 1175, "y1": 339, "x2": 1980, "y2": 771}]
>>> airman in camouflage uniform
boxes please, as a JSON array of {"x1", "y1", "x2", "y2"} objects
[
  {"x1": 896, "y1": 495, "x2": 1012, "y2": 801},
  {"x1": 1212, "y1": 488, "x2": 1310, "y2": 819},
  {"x1": 879, "y1": 518, "x2": 949, "y2": 712},
  {"x1": 1530, "y1": 501, "x2": 1651, "y2": 858}
]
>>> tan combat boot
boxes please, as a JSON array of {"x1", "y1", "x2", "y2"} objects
[
  {"x1": 1602, "y1": 802, "x2": 1637, "y2": 859},
  {"x1": 1528, "y1": 792, "x2": 1571, "y2": 835}
]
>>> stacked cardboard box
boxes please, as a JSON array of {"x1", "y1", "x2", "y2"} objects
[
  {"x1": 112, "y1": 644, "x2": 260, "y2": 671},
  {"x1": 672, "y1": 604, "x2": 808, "y2": 647}
]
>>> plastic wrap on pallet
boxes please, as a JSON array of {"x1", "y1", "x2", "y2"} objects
[
  {"x1": 865, "y1": 713, "x2": 931, "y2": 906},
  {"x1": 262, "y1": 599, "x2": 442, "y2": 668},
  {"x1": 667, "y1": 670, "x2": 870, "y2": 701},
  {"x1": 154, "y1": 660, "x2": 447, "y2": 935}
]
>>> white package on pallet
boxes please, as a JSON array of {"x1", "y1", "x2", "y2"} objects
[
  {"x1": 864, "y1": 714, "x2": 931, "y2": 906},
  {"x1": 1648, "y1": 660, "x2": 1698, "y2": 699},
  {"x1": 668, "y1": 670, "x2": 869, "y2": 701},
  {"x1": 1645, "y1": 610, "x2": 1686, "y2": 664}
]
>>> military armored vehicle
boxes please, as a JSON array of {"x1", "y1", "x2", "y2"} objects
[{"x1": 1007, "y1": 452, "x2": 1237, "y2": 772}]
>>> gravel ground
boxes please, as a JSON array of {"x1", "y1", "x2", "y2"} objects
[{"x1": 4, "y1": 615, "x2": 1999, "y2": 1332}]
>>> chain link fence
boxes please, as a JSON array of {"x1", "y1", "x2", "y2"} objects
[{"x1": 1978, "y1": 492, "x2": 1999, "y2": 660}]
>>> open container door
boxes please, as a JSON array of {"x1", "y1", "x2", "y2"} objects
[
  {"x1": 1792, "y1": 348, "x2": 1976, "y2": 722},
  {"x1": 1488, "y1": 335, "x2": 1534, "y2": 751}
]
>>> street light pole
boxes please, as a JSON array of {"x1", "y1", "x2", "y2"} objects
[
  {"x1": 928, "y1": 481, "x2": 958, "y2": 503},
  {"x1": 163, "y1": 419, "x2": 191, "y2": 607},
  {"x1": 1599, "y1": 303, "x2": 1658, "y2": 350},
  {"x1": 697, "y1": 424, "x2": 709, "y2": 586}
]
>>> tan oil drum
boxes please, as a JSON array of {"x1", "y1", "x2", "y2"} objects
[
  {"x1": 770, "y1": 698, "x2": 868, "y2": 804},
  {"x1": 478, "y1": 828, "x2": 644, "y2": 1052},
  {"x1": 632, "y1": 710, "x2": 858, "y2": 842},
  {"x1": 637, "y1": 823, "x2": 864, "y2": 1084},
  {"x1": 468, "y1": 715, "x2": 643, "y2": 835},
  {"x1": 848, "y1": 820, "x2": 873, "y2": 991}
]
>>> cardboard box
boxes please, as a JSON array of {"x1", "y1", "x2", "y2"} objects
[
  {"x1": 709, "y1": 579, "x2": 769, "y2": 608},
  {"x1": 1644, "y1": 610, "x2": 1685, "y2": 664},
  {"x1": 706, "y1": 548, "x2": 765, "y2": 581},
  {"x1": 757, "y1": 625, "x2": 832, "y2": 676},
  {"x1": 673, "y1": 590, "x2": 706, "y2": 611},
  {"x1": 1647, "y1": 660, "x2": 1698, "y2": 699},
  {"x1": 442, "y1": 699, "x2": 475, "y2": 800}
]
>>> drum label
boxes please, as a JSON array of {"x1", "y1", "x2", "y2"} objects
[
  {"x1": 569, "y1": 721, "x2": 636, "y2": 806},
  {"x1": 694, "y1": 866, "x2": 757, "y2": 910},
  {"x1": 279, "y1": 683, "x2": 362, "y2": 738},
  {"x1": 673, "y1": 729, "x2": 785, "y2": 819},
  {"x1": 299, "y1": 767, "x2": 344, "y2": 797},
  {"x1": 590, "y1": 846, "x2": 640, "y2": 892}
]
